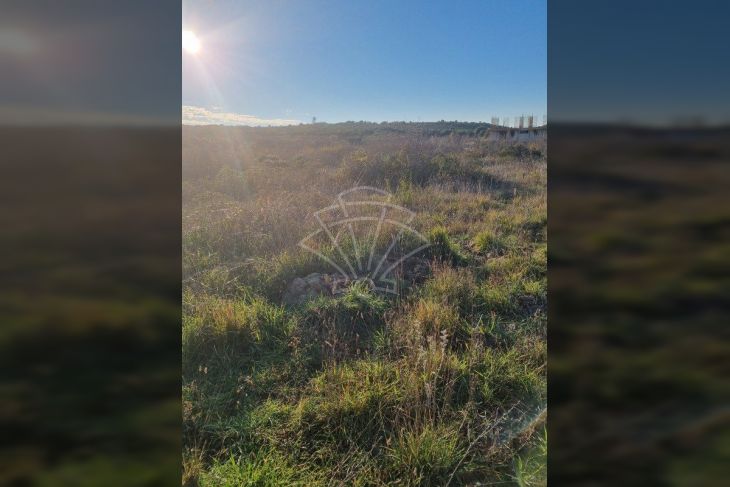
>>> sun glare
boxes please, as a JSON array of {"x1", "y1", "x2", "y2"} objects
[{"x1": 182, "y1": 30, "x2": 201, "y2": 55}]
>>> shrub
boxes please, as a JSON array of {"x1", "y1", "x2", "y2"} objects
[
  {"x1": 395, "y1": 178, "x2": 416, "y2": 206},
  {"x1": 498, "y1": 144, "x2": 542, "y2": 160}
]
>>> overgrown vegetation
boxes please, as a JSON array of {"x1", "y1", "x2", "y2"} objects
[{"x1": 183, "y1": 122, "x2": 546, "y2": 486}]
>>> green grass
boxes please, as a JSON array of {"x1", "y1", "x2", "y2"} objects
[
  {"x1": 428, "y1": 226, "x2": 469, "y2": 265},
  {"x1": 473, "y1": 229, "x2": 508, "y2": 255},
  {"x1": 513, "y1": 427, "x2": 547, "y2": 487},
  {"x1": 387, "y1": 425, "x2": 463, "y2": 486},
  {"x1": 199, "y1": 450, "x2": 319, "y2": 487},
  {"x1": 183, "y1": 123, "x2": 546, "y2": 485}
]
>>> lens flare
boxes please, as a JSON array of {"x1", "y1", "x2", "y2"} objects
[{"x1": 182, "y1": 30, "x2": 201, "y2": 54}]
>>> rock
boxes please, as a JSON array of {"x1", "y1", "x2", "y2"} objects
[
  {"x1": 331, "y1": 276, "x2": 351, "y2": 295},
  {"x1": 282, "y1": 260, "x2": 429, "y2": 306},
  {"x1": 282, "y1": 273, "x2": 337, "y2": 306},
  {"x1": 289, "y1": 277, "x2": 306, "y2": 293},
  {"x1": 304, "y1": 272, "x2": 321, "y2": 284}
]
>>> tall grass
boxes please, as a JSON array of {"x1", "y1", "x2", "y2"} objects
[{"x1": 183, "y1": 123, "x2": 546, "y2": 485}]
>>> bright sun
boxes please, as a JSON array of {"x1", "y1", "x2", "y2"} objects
[{"x1": 182, "y1": 30, "x2": 201, "y2": 55}]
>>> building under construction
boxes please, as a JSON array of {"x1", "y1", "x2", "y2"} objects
[{"x1": 486, "y1": 115, "x2": 546, "y2": 141}]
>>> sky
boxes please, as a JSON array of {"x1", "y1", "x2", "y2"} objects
[
  {"x1": 4, "y1": 1, "x2": 727, "y2": 128},
  {"x1": 550, "y1": 0, "x2": 730, "y2": 125},
  {"x1": 182, "y1": 0, "x2": 547, "y2": 125},
  {"x1": 1, "y1": 1, "x2": 179, "y2": 126}
]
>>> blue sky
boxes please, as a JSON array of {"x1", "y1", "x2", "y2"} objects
[
  {"x1": 183, "y1": 0, "x2": 546, "y2": 125},
  {"x1": 550, "y1": 0, "x2": 730, "y2": 125}
]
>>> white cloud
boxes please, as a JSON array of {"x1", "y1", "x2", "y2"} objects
[{"x1": 182, "y1": 105, "x2": 301, "y2": 127}]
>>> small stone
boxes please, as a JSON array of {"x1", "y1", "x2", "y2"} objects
[
  {"x1": 290, "y1": 277, "x2": 306, "y2": 291},
  {"x1": 283, "y1": 273, "x2": 338, "y2": 305},
  {"x1": 304, "y1": 272, "x2": 321, "y2": 283}
]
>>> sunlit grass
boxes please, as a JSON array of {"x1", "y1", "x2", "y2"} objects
[{"x1": 182, "y1": 124, "x2": 546, "y2": 485}]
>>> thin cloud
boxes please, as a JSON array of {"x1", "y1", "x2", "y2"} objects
[{"x1": 182, "y1": 105, "x2": 301, "y2": 127}]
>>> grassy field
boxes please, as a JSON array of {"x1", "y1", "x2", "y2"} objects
[
  {"x1": 548, "y1": 125, "x2": 730, "y2": 484},
  {"x1": 1, "y1": 128, "x2": 181, "y2": 486},
  {"x1": 182, "y1": 122, "x2": 547, "y2": 486}
]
